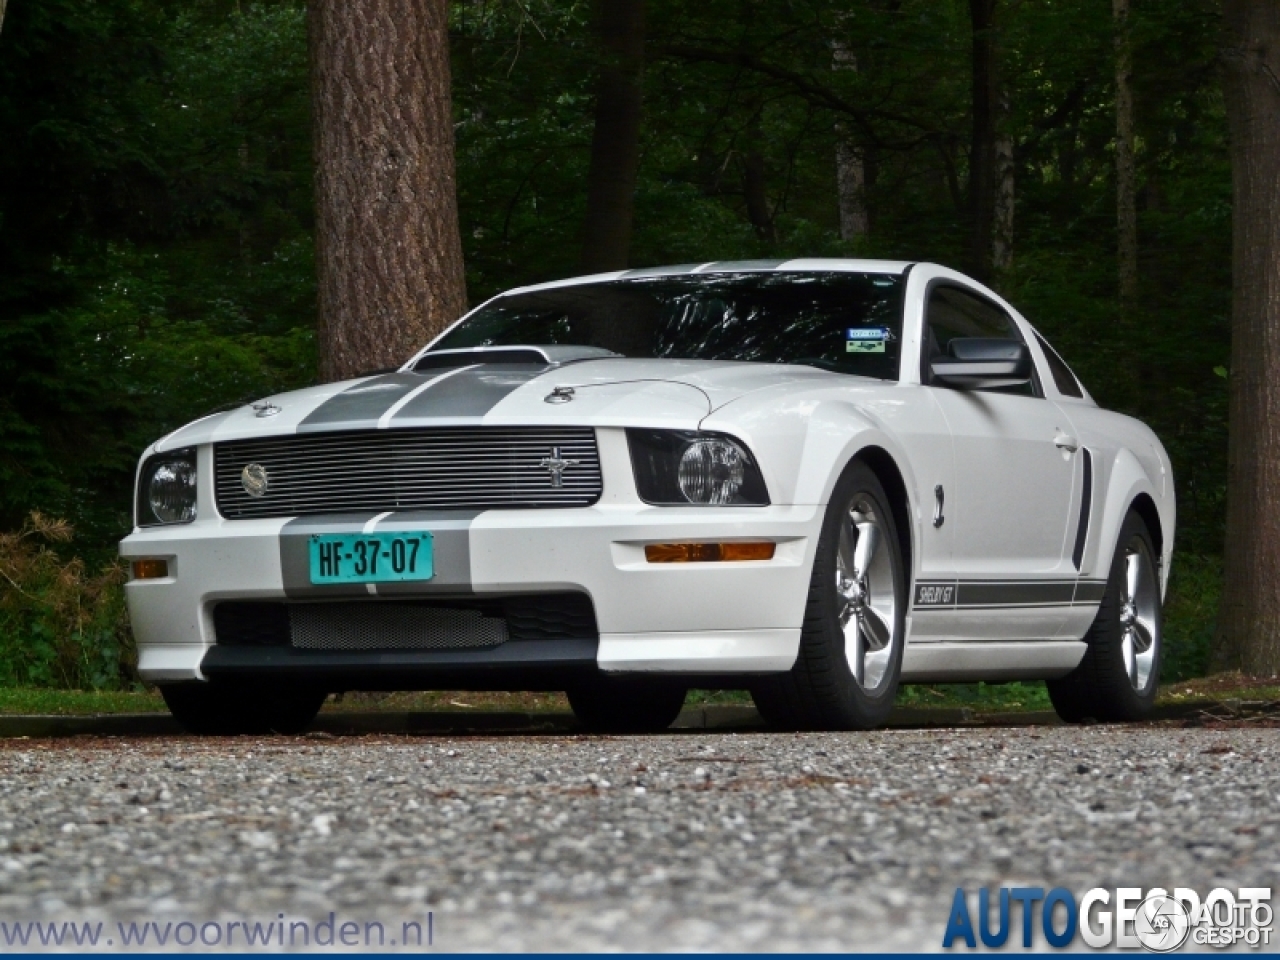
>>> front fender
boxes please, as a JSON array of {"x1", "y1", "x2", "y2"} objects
[{"x1": 1088, "y1": 446, "x2": 1172, "y2": 596}]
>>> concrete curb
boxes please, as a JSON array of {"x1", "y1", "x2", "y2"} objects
[{"x1": 0, "y1": 698, "x2": 1260, "y2": 739}]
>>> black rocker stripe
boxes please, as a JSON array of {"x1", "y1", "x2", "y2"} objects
[
  {"x1": 956, "y1": 581, "x2": 1077, "y2": 607},
  {"x1": 1071, "y1": 448, "x2": 1093, "y2": 571},
  {"x1": 1072, "y1": 580, "x2": 1108, "y2": 605},
  {"x1": 914, "y1": 579, "x2": 1107, "y2": 611}
]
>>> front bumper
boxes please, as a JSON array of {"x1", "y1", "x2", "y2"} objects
[{"x1": 120, "y1": 502, "x2": 820, "y2": 685}]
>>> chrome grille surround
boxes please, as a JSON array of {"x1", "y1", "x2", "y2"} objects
[{"x1": 214, "y1": 427, "x2": 602, "y2": 519}]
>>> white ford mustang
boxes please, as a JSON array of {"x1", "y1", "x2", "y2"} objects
[{"x1": 120, "y1": 259, "x2": 1174, "y2": 734}]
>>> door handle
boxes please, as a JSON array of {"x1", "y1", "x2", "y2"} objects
[{"x1": 1054, "y1": 432, "x2": 1079, "y2": 453}]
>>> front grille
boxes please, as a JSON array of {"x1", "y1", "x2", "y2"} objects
[
  {"x1": 213, "y1": 594, "x2": 598, "y2": 651},
  {"x1": 214, "y1": 427, "x2": 602, "y2": 519}
]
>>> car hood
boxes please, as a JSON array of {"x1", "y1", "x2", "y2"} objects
[{"x1": 154, "y1": 357, "x2": 844, "y2": 451}]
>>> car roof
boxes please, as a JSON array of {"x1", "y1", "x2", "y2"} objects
[{"x1": 505, "y1": 258, "x2": 916, "y2": 296}]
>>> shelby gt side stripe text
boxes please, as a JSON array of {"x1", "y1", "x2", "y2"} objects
[{"x1": 914, "y1": 579, "x2": 1108, "y2": 610}]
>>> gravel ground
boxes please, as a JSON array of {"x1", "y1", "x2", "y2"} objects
[{"x1": 0, "y1": 724, "x2": 1275, "y2": 952}]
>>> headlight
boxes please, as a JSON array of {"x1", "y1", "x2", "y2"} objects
[
  {"x1": 627, "y1": 430, "x2": 769, "y2": 506},
  {"x1": 137, "y1": 449, "x2": 197, "y2": 525}
]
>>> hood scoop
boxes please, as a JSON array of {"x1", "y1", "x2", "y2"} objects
[{"x1": 413, "y1": 344, "x2": 621, "y2": 372}]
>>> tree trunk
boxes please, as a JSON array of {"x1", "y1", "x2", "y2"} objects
[
  {"x1": 0, "y1": 0, "x2": 8, "y2": 36},
  {"x1": 743, "y1": 114, "x2": 776, "y2": 244},
  {"x1": 1217, "y1": 0, "x2": 1280, "y2": 676},
  {"x1": 580, "y1": 0, "x2": 645, "y2": 273},
  {"x1": 832, "y1": 40, "x2": 869, "y2": 241},
  {"x1": 968, "y1": 0, "x2": 999, "y2": 283},
  {"x1": 1114, "y1": 0, "x2": 1139, "y2": 306},
  {"x1": 992, "y1": 91, "x2": 1014, "y2": 271},
  {"x1": 310, "y1": 0, "x2": 468, "y2": 383}
]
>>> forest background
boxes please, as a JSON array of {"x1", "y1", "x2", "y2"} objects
[{"x1": 0, "y1": 0, "x2": 1230, "y2": 689}]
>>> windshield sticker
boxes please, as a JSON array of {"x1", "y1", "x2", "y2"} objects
[{"x1": 846, "y1": 327, "x2": 890, "y2": 353}]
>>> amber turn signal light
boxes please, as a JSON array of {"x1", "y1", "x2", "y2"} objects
[
  {"x1": 131, "y1": 559, "x2": 169, "y2": 580},
  {"x1": 644, "y1": 542, "x2": 776, "y2": 563}
]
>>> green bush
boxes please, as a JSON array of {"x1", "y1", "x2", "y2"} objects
[
  {"x1": 1161, "y1": 553, "x2": 1220, "y2": 682},
  {"x1": 0, "y1": 513, "x2": 134, "y2": 690}
]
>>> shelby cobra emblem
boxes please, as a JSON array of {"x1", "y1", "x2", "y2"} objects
[{"x1": 240, "y1": 463, "x2": 270, "y2": 498}]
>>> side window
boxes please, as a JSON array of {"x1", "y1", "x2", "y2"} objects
[
  {"x1": 923, "y1": 285, "x2": 1038, "y2": 396},
  {"x1": 1033, "y1": 331, "x2": 1085, "y2": 399}
]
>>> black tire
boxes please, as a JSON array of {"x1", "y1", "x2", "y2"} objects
[
  {"x1": 751, "y1": 460, "x2": 907, "y2": 731},
  {"x1": 567, "y1": 678, "x2": 687, "y2": 734},
  {"x1": 161, "y1": 682, "x2": 327, "y2": 735},
  {"x1": 1048, "y1": 511, "x2": 1163, "y2": 723}
]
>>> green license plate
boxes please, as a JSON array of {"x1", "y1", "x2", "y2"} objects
[{"x1": 308, "y1": 532, "x2": 434, "y2": 585}]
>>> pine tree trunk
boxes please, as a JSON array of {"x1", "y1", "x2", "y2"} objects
[
  {"x1": 992, "y1": 93, "x2": 1014, "y2": 271},
  {"x1": 968, "y1": 0, "x2": 999, "y2": 283},
  {"x1": 580, "y1": 0, "x2": 645, "y2": 273},
  {"x1": 1217, "y1": 0, "x2": 1280, "y2": 676},
  {"x1": 1114, "y1": 0, "x2": 1139, "y2": 306},
  {"x1": 310, "y1": 0, "x2": 468, "y2": 383},
  {"x1": 832, "y1": 40, "x2": 869, "y2": 241},
  {"x1": 0, "y1": 0, "x2": 8, "y2": 36},
  {"x1": 743, "y1": 114, "x2": 776, "y2": 244}
]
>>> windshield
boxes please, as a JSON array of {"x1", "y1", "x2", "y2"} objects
[{"x1": 428, "y1": 271, "x2": 906, "y2": 380}]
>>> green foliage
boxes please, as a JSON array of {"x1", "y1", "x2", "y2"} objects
[
  {"x1": 0, "y1": 687, "x2": 165, "y2": 714},
  {"x1": 1160, "y1": 554, "x2": 1221, "y2": 682},
  {"x1": 0, "y1": 0, "x2": 1236, "y2": 681},
  {"x1": 0, "y1": 514, "x2": 134, "y2": 689}
]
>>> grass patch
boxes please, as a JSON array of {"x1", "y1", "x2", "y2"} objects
[
  {"x1": 896, "y1": 681, "x2": 1053, "y2": 712},
  {"x1": 322, "y1": 690, "x2": 570, "y2": 713},
  {"x1": 1, "y1": 671, "x2": 1274, "y2": 718},
  {"x1": 0, "y1": 688, "x2": 165, "y2": 715}
]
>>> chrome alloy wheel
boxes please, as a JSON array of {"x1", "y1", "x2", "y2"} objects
[
  {"x1": 835, "y1": 497, "x2": 900, "y2": 693},
  {"x1": 1120, "y1": 536, "x2": 1159, "y2": 692}
]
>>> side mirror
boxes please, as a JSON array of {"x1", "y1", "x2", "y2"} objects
[{"x1": 930, "y1": 338, "x2": 1032, "y2": 389}]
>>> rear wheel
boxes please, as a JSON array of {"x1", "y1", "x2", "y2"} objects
[
  {"x1": 1048, "y1": 511, "x2": 1162, "y2": 722},
  {"x1": 751, "y1": 460, "x2": 906, "y2": 731},
  {"x1": 161, "y1": 682, "x2": 326, "y2": 735},
  {"x1": 567, "y1": 678, "x2": 687, "y2": 733}
]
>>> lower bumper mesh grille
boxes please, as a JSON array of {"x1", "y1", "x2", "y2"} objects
[
  {"x1": 212, "y1": 594, "x2": 597, "y2": 651},
  {"x1": 290, "y1": 604, "x2": 507, "y2": 651}
]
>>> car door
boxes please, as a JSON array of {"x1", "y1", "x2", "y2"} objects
[{"x1": 921, "y1": 282, "x2": 1080, "y2": 640}]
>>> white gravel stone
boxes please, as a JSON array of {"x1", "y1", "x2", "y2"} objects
[{"x1": 0, "y1": 726, "x2": 1274, "y2": 950}]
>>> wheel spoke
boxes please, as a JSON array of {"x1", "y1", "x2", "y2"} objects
[
  {"x1": 852, "y1": 518, "x2": 880, "y2": 579},
  {"x1": 1125, "y1": 550, "x2": 1141, "y2": 604},
  {"x1": 838, "y1": 599, "x2": 856, "y2": 629},
  {"x1": 850, "y1": 617, "x2": 866, "y2": 685},
  {"x1": 837, "y1": 519, "x2": 856, "y2": 581},
  {"x1": 1122, "y1": 630, "x2": 1138, "y2": 686},
  {"x1": 860, "y1": 603, "x2": 892, "y2": 650},
  {"x1": 1131, "y1": 619, "x2": 1154, "y2": 653}
]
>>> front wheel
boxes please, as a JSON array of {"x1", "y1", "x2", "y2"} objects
[
  {"x1": 567, "y1": 678, "x2": 687, "y2": 733},
  {"x1": 161, "y1": 682, "x2": 327, "y2": 735},
  {"x1": 1048, "y1": 510, "x2": 1163, "y2": 722},
  {"x1": 752, "y1": 460, "x2": 906, "y2": 730}
]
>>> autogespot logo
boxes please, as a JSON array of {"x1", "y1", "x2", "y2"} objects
[{"x1": 942, "y1": 886, "x2": 1273, "y2": 951}]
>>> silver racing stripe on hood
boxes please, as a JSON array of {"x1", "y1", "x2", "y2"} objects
[
  {"x1": 385, "y1": 363, "x2": 556, "y2": 422},
  {"x1": 297, "y1": 372, "x2": 434, "y2": 432},
  {"x1": 296, "y1": 364, "x2": 555, "y2": 432}
]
